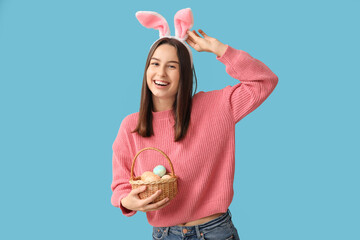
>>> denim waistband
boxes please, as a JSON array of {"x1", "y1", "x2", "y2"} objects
[
  {"x1": 154, "y1": 209, "x2": 232, "y2": 238},
  {"x1": 196, "y1": 209, "x2": 231, "y2": 229}
]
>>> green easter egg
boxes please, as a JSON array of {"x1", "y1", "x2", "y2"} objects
[{"x1": 153, "y1": 165, "x2": 166, "y2": 177}]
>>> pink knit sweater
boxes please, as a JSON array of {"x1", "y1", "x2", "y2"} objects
[{"x1": 110, "y1": 45, "x2": 278, "y2": 227}]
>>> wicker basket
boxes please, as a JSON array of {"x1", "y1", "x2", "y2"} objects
[{"x1": 129, "y1": 147, "x2": 178, "y2": 203}]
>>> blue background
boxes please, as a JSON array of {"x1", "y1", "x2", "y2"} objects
[{"x1": 1, "y1": 0, "x2": 359, "y2": 239}]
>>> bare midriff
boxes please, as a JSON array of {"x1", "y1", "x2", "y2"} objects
[{"x1": 176, "y1": 212, "x2": 226, "y2": 226}]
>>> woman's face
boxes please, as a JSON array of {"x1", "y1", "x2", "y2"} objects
[{"x1": 146, "y1": 44, "x2": 180, "y2": 106}]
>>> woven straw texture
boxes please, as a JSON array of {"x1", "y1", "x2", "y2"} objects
[{"x1": 129, "y1": 147, "x2": 178, "y2": 203}]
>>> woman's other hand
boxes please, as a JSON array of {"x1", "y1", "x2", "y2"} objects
[
  {"x1": 186, "y1": 29, "x2": 228, "y2": 58},
  {"x1": 121, "y1": 186, "x2": 171, "y2": 212}
]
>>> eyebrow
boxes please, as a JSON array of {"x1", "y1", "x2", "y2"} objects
[{"x1": 150, "y1": 57, "x2": 179, "y2": 64}]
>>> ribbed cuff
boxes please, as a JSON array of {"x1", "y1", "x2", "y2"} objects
[
  {"x1": 216, "y1": 45, "x2": 254, "y2": 78},
  {"x1": 216, "y1": 44, "x2": 229, "y2": 61}
]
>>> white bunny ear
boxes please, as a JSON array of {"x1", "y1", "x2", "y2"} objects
[
  {"x1": 174, "y1": 8, "x2": 194, "y2": 40},
  {"x1": 135, "y1": 11, "x2": 170, "y2": 38}
]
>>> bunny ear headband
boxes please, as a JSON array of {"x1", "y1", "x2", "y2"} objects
[{"x1": 135, "y1": 8, "x2": 194, "y2": 67}]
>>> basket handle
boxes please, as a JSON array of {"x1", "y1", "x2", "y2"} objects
[{"x1": 130, "y1": 147, "x2": 176, "y2": 180}]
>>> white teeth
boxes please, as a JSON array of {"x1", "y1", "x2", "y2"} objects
[{"x1": 154, "y1": 80, "x2": 169, "y2": 86}]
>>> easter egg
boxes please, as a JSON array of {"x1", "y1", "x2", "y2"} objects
[
  {"x1": 143, "y1": 174, "x2": 161, "y2": 182},
  {"x1": 161, "y1": 174, "x2": 172, "y2": 180},
  {"x1": 141, "y1": 171, "x2": 155, "y2": 181},
  {"x1": 153, "y1": 165, "x2": 166, "y2": 177}
]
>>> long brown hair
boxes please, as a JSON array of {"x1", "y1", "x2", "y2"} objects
[{"x1": 131, "y1": 37, "x2": 198, "y2": 142}]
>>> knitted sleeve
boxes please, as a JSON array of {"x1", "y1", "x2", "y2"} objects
[
  {"x1": 110, "y1": 116, "x2": 137, "y2": 217},
  {"x1": 217, "y1": 45, "x2": 279, "y2": 123}
]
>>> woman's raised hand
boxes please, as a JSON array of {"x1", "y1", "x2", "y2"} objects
[
  {"x1": 186, "y1": 29, "x2": 228, "y2": 57},
  {"x1": 121, "y1": 186, "x2": 171, "y2": 213}
]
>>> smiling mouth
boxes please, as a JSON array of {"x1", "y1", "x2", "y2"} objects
[{"x1": 153, "y1": 80, "x2": 170, "y2": 86}]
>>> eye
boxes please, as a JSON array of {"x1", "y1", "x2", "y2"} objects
[
  {"x1": 151, "y1": 62, "x2": 159, "y2": 66},
  {"x1": 169, "y1": 65, "x2": 176, "y2": 69}
]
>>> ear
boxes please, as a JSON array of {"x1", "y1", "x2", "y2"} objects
[
  {"x1": 135, "y1": 11, "x2": 171, "y2": 38},
  {"x1": 174, "y1": 8, "x2": 194, "y2": 40}
]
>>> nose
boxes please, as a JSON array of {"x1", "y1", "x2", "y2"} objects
[{"x1": 156, "y1": 66, "x2": 166, "y2": 77}]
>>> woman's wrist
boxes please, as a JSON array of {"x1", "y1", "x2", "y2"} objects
[{"x1": 212, "y1": 41, "x2": 228, "y2": 58}]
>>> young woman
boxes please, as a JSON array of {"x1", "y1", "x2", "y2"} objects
[{"x1": 111, "y1": 9, "x2": 278, "y2": 240}]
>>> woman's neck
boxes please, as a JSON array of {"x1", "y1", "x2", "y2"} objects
[
  {"x1": 152, "y1": 105, "x2": 173, "y2": 112},
  {"x1": 152, "y1": 97, "x2": 175, "y2": 112}
]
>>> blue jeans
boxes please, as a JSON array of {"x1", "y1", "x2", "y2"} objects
[{"x1": 152, "y1": 209, "x2": 240, "y2": 240}]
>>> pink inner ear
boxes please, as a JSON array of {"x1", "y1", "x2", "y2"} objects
[
  {"x1": 135, "y1": 11, "x2": 170, "y2": 37},
  {"x1": 174, "y1": 8, "x2": 194, "y2": 39}
]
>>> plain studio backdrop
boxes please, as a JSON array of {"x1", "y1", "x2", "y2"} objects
[{"x1": 0, "y1": 0, "x2": 359, "y2": 239}]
